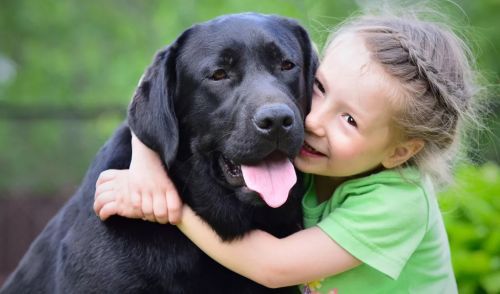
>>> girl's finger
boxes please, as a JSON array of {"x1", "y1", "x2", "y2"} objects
[
  {"x1": 99, "y1": 202, "x2": 118, "y2": 221},
  {"x1": 126, "y1": 199, "x2": 145, "y2": 219},
  {"x1": 96, "y1": 169, "x2": 119, "y2": 186},
  {"x1": 153, "y1": 193, "x2": 168, "y2": 224},
  {"x1": 94, "y1": 181, "x2": 116, "y2": 199},
  {"x1": 130, "y1": 191, "x2": 142, "y2": 210},
  {"x1": 142, "y1": 193, "x2": 155, "y2": 222},
  {"x1": 166, "y1": 191, "x2": 182, "y2": 224},
  {"x1": 94, "y1": 191, "x2": 117, "y2": 216}
]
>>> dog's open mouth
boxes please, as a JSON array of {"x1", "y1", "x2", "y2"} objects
[
  {"x1": 218, "y1": 152, "x2": 297, "y2": 208},
  {"x1": 219, "y1": 155, "x2": 245, "y2": 186}
]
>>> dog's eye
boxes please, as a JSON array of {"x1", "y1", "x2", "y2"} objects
[
  {"x1": 281, "y1": 60, "x2": 295, "y2": 71},
  {"x1": 210, "y1": 69, "x2": 229, "y2": 81}
]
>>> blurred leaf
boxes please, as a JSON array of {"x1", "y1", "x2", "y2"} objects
[
  {"x1": 439, "y1": 164, "x2": 500, "y2": 293},
  {"x1": 481, "y1": 271, "x2": 500, "y2": 294}
]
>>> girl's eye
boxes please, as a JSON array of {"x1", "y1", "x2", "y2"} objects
[
  {"x1": 210, "y1": 69, "x2": 229, "y2": 81},
  {"x1": 314, "y1": 78, "x2": 325, "y2": 94},
  {"x1": 342, "y1": 113, "x2": 357, "y2": 127}
]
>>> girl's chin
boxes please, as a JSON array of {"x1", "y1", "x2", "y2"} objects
[
  {"x1": 293, "y1": 156, "x2": 317, "y2": 173},
  {"x1": 293, "y1": 157, "x2": 342, "y2": 177}
]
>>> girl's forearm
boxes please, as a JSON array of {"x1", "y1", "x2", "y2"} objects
[
  {"x1": 177, "y1": 206, "x2": 360, "y2": 288},
  {"x1": 130, "y1": 132, "x2": 163, "y2": 168},
  {"x1": 177, "y1": 206, "x2": 288, "y2": 288}
]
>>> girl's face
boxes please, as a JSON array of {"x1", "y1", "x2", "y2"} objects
[{"x1": 294, "y1": 33, "x2": 402, "y2": 178}]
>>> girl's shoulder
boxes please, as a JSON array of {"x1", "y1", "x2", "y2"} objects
[
  {"x1": 337, "y1": 167, "x2": 426, "y2": 196},
  {"x1": 358, "y1": 167, "x2": 421, "y2": 184},
  {"x1": 334, "y1": 167, "x2": 433, "y2": 216}
]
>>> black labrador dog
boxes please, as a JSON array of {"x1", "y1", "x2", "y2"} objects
[{"x1": 1, "y1": 13, "x2": 318, "y2": 293}]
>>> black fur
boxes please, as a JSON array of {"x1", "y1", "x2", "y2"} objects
[{"x1": 1, "y1": 13, "x2": 318, "y2": 293}]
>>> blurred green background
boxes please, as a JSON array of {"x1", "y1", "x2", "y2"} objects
[{"x1": 0, "y1": 0, "x2": 498, "y2": 292}]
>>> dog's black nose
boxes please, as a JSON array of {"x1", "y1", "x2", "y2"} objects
[{"x1": 253, "y1": 104, "x2": 294, "y2": 136}]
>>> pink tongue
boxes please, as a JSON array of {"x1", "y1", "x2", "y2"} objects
[{"x1": 241, "y1": 154, "x2": 296, "y2": 208}]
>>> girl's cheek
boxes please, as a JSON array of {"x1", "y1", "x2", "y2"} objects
[
  {"x1": 339, "y1": 144, "x2": 359, "y2": 158},
  {"x1": 329, "y1": 126, "x2": 360, "y2": 158},
  {"x1": 310, "y1": 94, "x2": 321, "y2": 109}
]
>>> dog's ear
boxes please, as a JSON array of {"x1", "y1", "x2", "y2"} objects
[
  {"x1": 128, "y1": 31, "x2": 190, "y2": 168},
  {"x1": 294, "y1": 24, "x2": 319, "y2": 115},
  {"x1": 280, "y1": 18, "x2": 319, "y2": 115}
]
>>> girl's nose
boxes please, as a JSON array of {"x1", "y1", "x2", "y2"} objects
[{"x1": 305, "y1": 109, "x2": 326, "y2": 137}]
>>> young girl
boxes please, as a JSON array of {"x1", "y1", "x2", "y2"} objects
[{"x1": 94, "y1": 12, "x2": 481, "y2": 293}]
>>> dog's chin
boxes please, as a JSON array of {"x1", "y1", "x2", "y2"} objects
[
  {"x1": 235, "y1": 187, "x2": 266, "y2": 206},
  {"x1": 216, "y1": 154, "x2": 267, "y2": 206}
]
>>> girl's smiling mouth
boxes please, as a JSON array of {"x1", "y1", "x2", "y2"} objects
[{"x1": 300, "y1": 141, "x2": 326, "y2": 157}]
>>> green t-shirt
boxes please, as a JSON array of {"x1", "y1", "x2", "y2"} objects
[{"x1": 301, "y1": 169, "x2": 457, "y2": 294}]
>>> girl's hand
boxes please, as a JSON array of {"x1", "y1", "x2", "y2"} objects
[
  {"x1": 93, "y1": 131, "x2": 182, "y2": 224},
  {"x1": 94, "y1": 169, "x2": 142, "y2": 220},
  {"x1": 93, "y1": 168, "x2": 182, "y2": 224}
]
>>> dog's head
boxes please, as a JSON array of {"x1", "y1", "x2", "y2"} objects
[{"x1": 129, "y1": 13, "x2": 318, "y2": 209}]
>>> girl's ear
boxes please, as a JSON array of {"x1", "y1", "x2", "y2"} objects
[{"x1": 382, "y1": 139, "x2": 425, "y2": 169}]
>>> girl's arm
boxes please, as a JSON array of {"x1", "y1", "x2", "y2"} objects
[
  {"x1": 94, "y1": 161, "x2": 361, "y2": 288},
  {"x1": 179, "y1": 206, "x2": 360, "y2": 288},
  {"x1": 94, "y1": 132, "x2": 182, "y2": 224}
]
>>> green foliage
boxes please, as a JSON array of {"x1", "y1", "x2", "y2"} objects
[{"x1": 440, "y1": 164, "x2": 500, "y2": 293}]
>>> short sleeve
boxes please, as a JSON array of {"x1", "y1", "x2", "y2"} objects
[{"x1": 317, "y1": 180, "x2": 429, "y2": 279}]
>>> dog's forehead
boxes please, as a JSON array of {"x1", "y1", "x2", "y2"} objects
[{"x1": 181, "y1": 14, "x2": 302, "y2": 61}]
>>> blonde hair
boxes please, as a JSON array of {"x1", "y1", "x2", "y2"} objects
[{"x1": 324, "y1": 10, "x2": 485, "y2": 188}]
